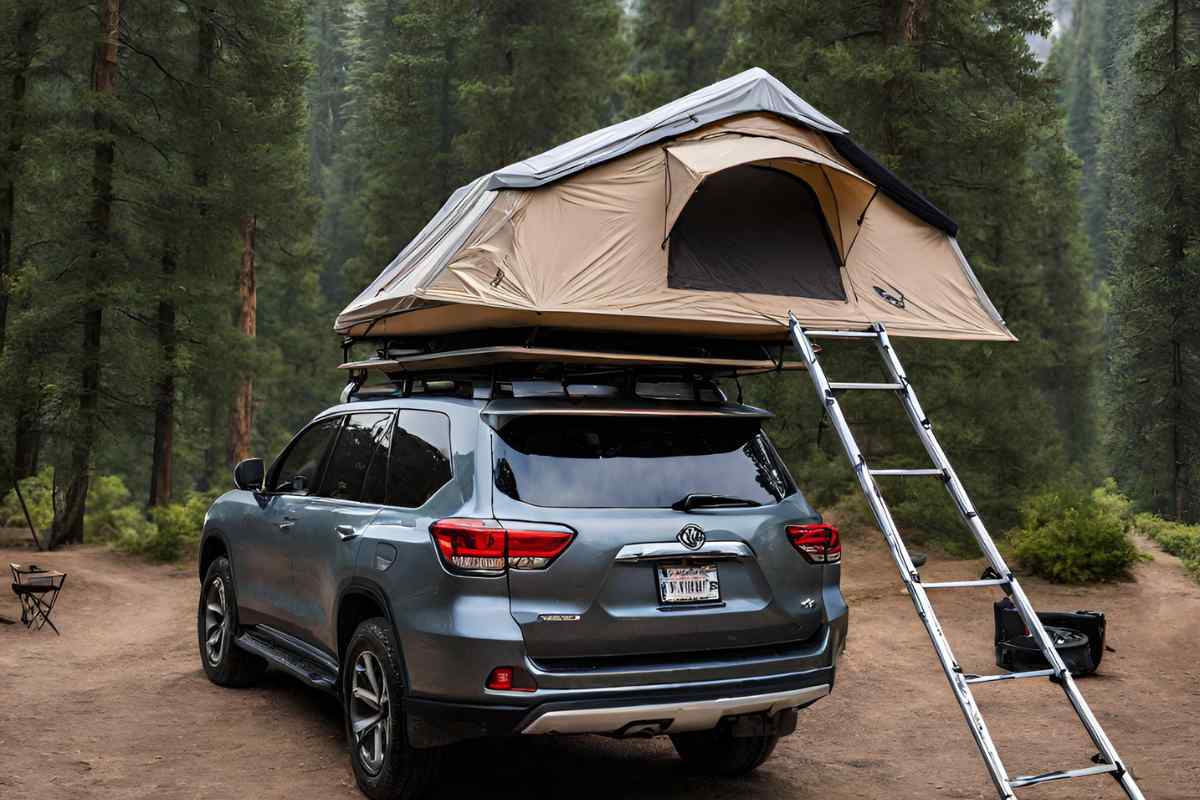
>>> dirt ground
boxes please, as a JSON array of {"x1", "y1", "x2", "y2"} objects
[{"x1": 1, "y1": 526, "x2": 1197, "y2": 800}]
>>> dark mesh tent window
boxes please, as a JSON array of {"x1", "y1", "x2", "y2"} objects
[{"x1": 668, "y1": 165, "x2": 846, "y2": 300}]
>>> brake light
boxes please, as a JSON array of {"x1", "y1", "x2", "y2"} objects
[
  {"x1": 786, "y1": 523, "x2": 842, "y2": 564},
  {"x1": 430, "y1": 518, "x2": 574, "y2": 575}
]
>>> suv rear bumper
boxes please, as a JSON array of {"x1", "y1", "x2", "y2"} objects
[{"x1": 404, "y1": 666, "x2": 834, "y2": 748}]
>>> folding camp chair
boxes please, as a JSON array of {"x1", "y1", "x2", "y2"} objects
[{"x1": 10, "y1": 563, "x2": 66, "y2": 635}]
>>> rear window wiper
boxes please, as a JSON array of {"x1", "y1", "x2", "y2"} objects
[{"x1": 670, "y1": 493, "x2": 762, "y2": 512}]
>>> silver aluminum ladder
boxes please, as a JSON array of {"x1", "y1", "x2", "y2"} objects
[{"x1": 788, "y1": 315, "x2": 1145, "y2": 800}]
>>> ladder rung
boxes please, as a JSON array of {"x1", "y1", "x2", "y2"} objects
[
  {"x1": 1009, "y1": 763, "x2": 1118, "y2": 789},
  {"x1": 828, "y1": 381, "x2": 904, "y2": 391},
  {"x1": 870, "y1": 468, "x2": 944, "y2": 477},
  {"x1": 921, "y1": 578, "x2": 1009, "y2": 590},
  {"x1": 800, "y1": 329, "x2": 880, "y2": 339},
  {"x1": 964, "y1": 668, "x2": 1055, "y2": 685}
]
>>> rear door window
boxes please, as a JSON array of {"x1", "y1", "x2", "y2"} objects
[
  {"x1": 492, "y1": 416, "x2": 794, "y2": 508},
  {"x1": 316, "y1": 412, "x2": 393, "y2": 503},
  {"x1": 271, "y1": 417, "x2": 343, "y2": 494},
  {"x1": 387, "y1": 410, "x2": 453, "y2": 508}
]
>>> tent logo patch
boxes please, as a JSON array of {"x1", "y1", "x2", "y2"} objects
[{"x1": 873, "y1": 285, "x2": 906, "y2": 309}]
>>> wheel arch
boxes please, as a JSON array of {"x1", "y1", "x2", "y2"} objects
[
  {"x1": 336, "y1": 578, "x2": 410, "y2": 688},
  {"x1": 199, "y1": 529, "x2": 232, "y2": 582}
]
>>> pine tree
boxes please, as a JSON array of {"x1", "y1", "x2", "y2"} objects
[
  {"x1": 1105, "y1": 0, "x2": 1200, "y2": 520},
  {"x1": 723, "y1": 0, "x2": 1100, "y2": 535},
  {"x1": 1049, "y1": 0, "x2": 1139, "y2": 281},
  {"x1": 334, "y1": 0, "x2": 626, "y2": 297},
  {"x1": 621, "y1": 0, "x2": 728, "y2": 115}
]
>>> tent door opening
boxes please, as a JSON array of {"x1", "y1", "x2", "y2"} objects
[{"x1": 667, "y1": 165, "x2": 846, "y2": 300}]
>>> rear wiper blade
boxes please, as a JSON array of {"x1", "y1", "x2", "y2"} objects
[{"x1": 671, "y1": 493, "x2": 762, "y2": 512}]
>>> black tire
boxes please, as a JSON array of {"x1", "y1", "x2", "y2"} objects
[
  {"x1": 344, "y1": 617, "x2": 441, "y2": 800},
  {"x1": 671, "y1": 726, "x2": 780, "y2": 776},
  {"x1": 197, "y1": 556, "x2": 266, "y2": 687}
]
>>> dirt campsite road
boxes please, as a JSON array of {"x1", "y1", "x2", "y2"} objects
[{"x1": 1, "y1": 526, "x2": 1197, "y2": 800}]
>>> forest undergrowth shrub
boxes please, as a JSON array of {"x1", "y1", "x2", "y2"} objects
[
  {"x1": 1131, "y1": 513, "x2": 1200, "y2": 581},
  {"x1": 1010, "y1": 484, "x2": 1142, "y2": 583},
  {"x1": 0, "y1": 467, "x2": 56, "y2": 533}
]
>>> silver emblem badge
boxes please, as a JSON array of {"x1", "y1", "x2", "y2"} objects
[{"x1": 677, "y1": 524, "x2": 706, "y2": 550}]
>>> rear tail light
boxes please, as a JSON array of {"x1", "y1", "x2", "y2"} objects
[
  {"x1": 430, "y1": 518, "x2": 574, "y2": 575},
  {"x1": 786, "y1": 523, "x2": 841, "y2": 564}
]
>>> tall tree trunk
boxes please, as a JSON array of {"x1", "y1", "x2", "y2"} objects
[
  {"x1": 149, "y1": 247, "x2": 176, "y2": 506},
  {"x1": 149, "y1": 10, "x2": 215, "y2": 506},
  {"x1": 1166, "y1": 0, "x2": 1191, "y2": 521},
  {"x1": 3, "y1": 8, "x2": 42, "y2": 487},
  {"x1": 0, "y1": 7, "x2": 39, "y2": 354},
  {"x1": 50, "y1": 0, "x2": 119, "y2": 549},
  {"x1": 228, "y1": 214, "x2": 256, "y2": 467}
]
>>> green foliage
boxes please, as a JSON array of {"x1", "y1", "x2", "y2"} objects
[
  {"x1": 1102, "y1": 0, "x2": 1200, "y2": 522},
  {"x1": 0, "y1": 467, "x2": 55, "y2": 533},
  {"x1": 622, "y1": 0, "x2": 728, "y2": 115},
  {"x1": 116, "y1": 489, "x2": 220, "y2": 562},
  {"x1": 1131, "y1": 513, "x2": 1200, "y2": 581},
  {"x1": 84, "y1": 475, "x2": 151, "y2": 543},
  {"x1": 1010, "y1": 486, "x2": 1142, "y2": 583}
]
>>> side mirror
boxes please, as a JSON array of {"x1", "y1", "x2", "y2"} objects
[{"x1": 234, "y1": 458, "x2": 265, "y2": 491}]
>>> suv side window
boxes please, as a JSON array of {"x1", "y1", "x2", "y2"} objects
[
  {"x1": 316, "y1": 412, "x2": 393, "y2": 503},
  {"x1": 271, "y1": 417, "x2": 343, "y2": 494},
  {"x1": 387, "y1": 410, "x2": 452, "y2": 508}
]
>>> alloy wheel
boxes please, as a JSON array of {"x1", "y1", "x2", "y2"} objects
[
  {"x1": 203, "y1": 577, "x2": 228, "y2": 666},
  {"x1": 350, "y1": 650, "x2": 391, "y2": 776}
]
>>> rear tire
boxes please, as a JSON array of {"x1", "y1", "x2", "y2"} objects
[
  {"x1": 198, "y1": 556, "x2": 266, "y2": 687},
  {"x1": 671, "y1": 726, "x2": 780, "y2": 776},
  {"x1": 344, "y1": 617, "x2": 441, "y2": 800}
]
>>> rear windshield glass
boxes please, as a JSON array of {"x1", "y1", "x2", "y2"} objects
[{"x1": 492, "y1": 416, "x2": 795, "y2": 509}]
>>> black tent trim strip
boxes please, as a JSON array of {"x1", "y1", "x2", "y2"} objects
[{"x1": 828, "y1": 133, "x2": 958, "y2": 237}]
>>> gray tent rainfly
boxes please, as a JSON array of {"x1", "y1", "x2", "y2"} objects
[{"x1": 335, "y1": 68, "x2": 1012, "y2": 344}]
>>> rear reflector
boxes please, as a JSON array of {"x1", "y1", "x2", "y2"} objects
[
  {"x1": 430, "y1": 518, "x2": 574, "y2": 575},
  {"x1": 786, "y1": 523, "x2": 842, "y2": 564},
  {"x1": 486, "y1": 666, "x2": 537, "y2": 692}
]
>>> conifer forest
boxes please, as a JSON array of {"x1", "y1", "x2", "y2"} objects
[{"x1": 1, "y1": 0, "x2": 1198, "y2": 557}]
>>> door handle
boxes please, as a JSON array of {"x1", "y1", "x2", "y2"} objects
[
  {"x1": 335, "y1": 524, "x2": 358, "y2": 542},
  {"x1": 279, "y1": 517, "x2": 296, "y2": 530}
]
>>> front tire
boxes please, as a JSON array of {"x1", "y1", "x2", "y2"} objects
[
  {"x1": 344, "y1": 617, "x2": 441, "y2": 800},
  {"x1": 198, "y1": 556, "x2": 266, "y2": 687},
  {"x1": 671, "y1": 726, "x2": 780, "y2": 776}
]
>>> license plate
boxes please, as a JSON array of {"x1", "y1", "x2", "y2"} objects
[{"x1": 657, "y1": 564, "x2": 720, "y2": 604}]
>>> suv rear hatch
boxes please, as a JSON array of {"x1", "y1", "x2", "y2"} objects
[{"x1": 487, "y1": 407, "x2": 832, "y2": 660}]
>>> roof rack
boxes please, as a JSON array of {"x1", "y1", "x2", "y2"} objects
[{"x1": 336, "y1": 327, "x2": 803, "y2": 404}]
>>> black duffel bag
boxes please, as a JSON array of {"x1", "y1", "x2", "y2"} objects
[{"x1": 993, "y1": 598, "x2": 1106, "y2": 676}]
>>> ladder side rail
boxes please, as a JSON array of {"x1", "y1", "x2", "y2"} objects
[
  {"x1": 871, "y1": 325, "x2": 1145, "y2": 800},
  {"x1": 788, "y1": 319, "x2": 1017, "y2": 799}
]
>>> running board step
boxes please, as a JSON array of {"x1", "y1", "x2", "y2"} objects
[
  {"x1": 1009, "y1": 763, "x2": 1118, "y2": 789},
  {"x1": 236, "y1": 631, "x2": 338, "y2": 694},
  {"x1": 964, "y1": 669, "x2": 1055, "y2": 685}
]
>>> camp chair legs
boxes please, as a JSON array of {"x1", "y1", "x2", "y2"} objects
[
  {"x1": 789, "y1": 317, "x2": 1146, "y2": 800},
  {"x1": 9, "y1": 563, "x2": 66, "y2": 636}
]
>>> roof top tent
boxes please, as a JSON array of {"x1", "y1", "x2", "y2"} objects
[{"x1": 335, "y1": 67, "x2": 1012, "y2": 377}]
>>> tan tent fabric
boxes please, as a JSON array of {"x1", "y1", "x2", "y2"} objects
[
  {"x1": 664, "y1": 134, "x2": 874, "y2": 259},
  {"x1": 336, "y1": 71, "x2": 1013, "y2": 343}
]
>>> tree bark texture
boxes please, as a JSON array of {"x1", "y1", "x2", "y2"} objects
[
  {"x1": 50, "y1": 0, "x2": 119, "y2": 549},
  {"x1": 0, "y1": 7, "x2": 39, "y2": 355},
  {"x1": 228, "y1": 213, "x2": 257, "y2": 467}
]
